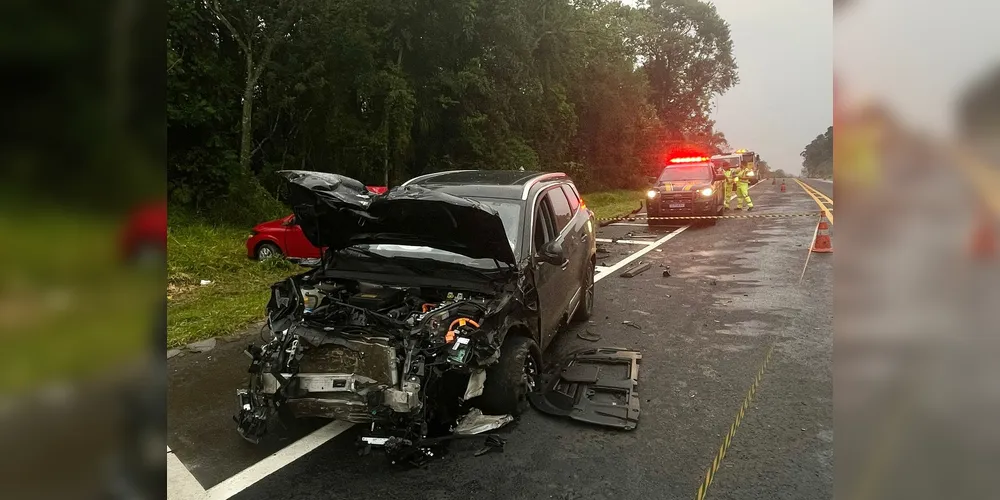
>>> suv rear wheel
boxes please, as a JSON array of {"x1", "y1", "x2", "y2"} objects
[{"x1": 478, "y1": 336, "x2": 541, "y2": 415}]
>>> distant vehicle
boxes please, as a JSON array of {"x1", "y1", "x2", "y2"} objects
[
  {"x1": 246, "y1": 186, "x2": 386, "y2": 261},
  {"x1": 120, "y1": 200, "x2": 167, "y2": 264},
  {"x1": 645, "y1": 156, "x2": 727, "y2": 226}
]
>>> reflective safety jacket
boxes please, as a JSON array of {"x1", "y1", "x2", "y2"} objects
[
  {"x1": 723, "y1": 168, "x2": 738, "y2": 184},
  {"x1": 735, "y1": 166, "x2": 752, "y2": 184}
]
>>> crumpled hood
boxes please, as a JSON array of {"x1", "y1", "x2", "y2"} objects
[{"x1": 279, "y1": 170, "x2": 516, "y2": 264}]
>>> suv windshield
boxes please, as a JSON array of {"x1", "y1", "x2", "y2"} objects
[
  {"x1": 657, "y1": 164, "x2": 713, "y2": 182},
  {"x1": 345, "y1": 197, "x2": 521, "y2": 270}
]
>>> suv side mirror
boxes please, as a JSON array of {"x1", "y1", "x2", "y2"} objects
[
  {"x1": 536, "y1": 240, "x2": 567, "y2": 266},
  {"x1": 713, "y1": 173, "x2": 726, "y2": 181},
  {"x1": 646, "y1": 176, "x2": 657, "y2": 185},
  {"x1": 282, "y1": 216, "x2": 296, "y2": 227}
]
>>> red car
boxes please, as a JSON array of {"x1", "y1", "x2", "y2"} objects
[
  {"x1": 121, "y1": 200, "x2": 167, "y2": 264},
  {"x1": 246, "y1": 185, "x2": 386, "y2": 261}
]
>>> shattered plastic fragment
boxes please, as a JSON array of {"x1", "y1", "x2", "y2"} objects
[
  {"x1": 463, "y1": 370, "x2": 487, "y2": 400},
  {"x1": 453, "y1": 408, "x2": 513, "y2": 435}
]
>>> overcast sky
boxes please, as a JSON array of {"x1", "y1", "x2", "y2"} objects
[{"x1": 622, "y1": 0, "x2": 833, "y2": 174}]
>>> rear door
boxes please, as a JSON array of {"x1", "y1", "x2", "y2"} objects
[{"x1": 559, "y1": 183, "x2": 591, "y2": 311}]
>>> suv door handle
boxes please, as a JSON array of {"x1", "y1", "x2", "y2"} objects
[
  {"x1": 560, "y1": 260, "x2": 570, "y2": 271},
  {"x1": 580, "y1": 233, "x2": 588, "y2": 242}
]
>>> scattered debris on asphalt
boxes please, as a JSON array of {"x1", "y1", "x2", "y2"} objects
[
  {"x1": 577, "y1": 330, "x2": 602, "y2": 342},
  {"x1": 620, "y1": 261, "x2": 651, "y2": 278},
  {"x1": 475, "y1": 435, "x2": 507, "y2": 456},
  {"x1": 710, "y1": 279, "x2": 718, "y2": 285},
  {"x1": 529, "y1": 347, "x2": 642, "y2": 430},
  {"x1": 662, "y1": 269, "x2": 671, "y2": 277},
  {"x1": 622, "y1": 320, "x2": 641, "y2": 330},
  {"x1": 453, "y1": 409, "x2": 513, "y2": 435}
]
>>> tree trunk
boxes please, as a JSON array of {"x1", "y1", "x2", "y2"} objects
[{"x1": 240, "y1": 61, "x2": 255, "y2": 173}]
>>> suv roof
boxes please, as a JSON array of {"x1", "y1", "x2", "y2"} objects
[{"x1": 402, "y1": 170, "x2": 569, "y2": 200}]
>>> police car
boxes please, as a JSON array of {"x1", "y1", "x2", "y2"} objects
[{"x1": 645, "y1": 156, "x2": 727, "y2": 226}]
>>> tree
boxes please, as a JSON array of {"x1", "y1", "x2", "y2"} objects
[
  {"x1": 208, "y1": 0, "x2": 304, "y2": 176},
  {"x1": 800, "y1": 126, "x2": 833, "y2": 178},
  {"x1": 634, "y1": 0, "x2": 739, "y2": 142}
]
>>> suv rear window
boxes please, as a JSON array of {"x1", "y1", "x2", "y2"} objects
[{"x1": 656, "y1": 164, "x2": 713, "y2": 182}]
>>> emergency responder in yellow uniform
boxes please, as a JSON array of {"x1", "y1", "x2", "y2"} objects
[
  {"x1": 722, "y1": 164, "x2": 737, "y2": 210},
  {"x1": 735, "y1": 164, "x2": 754, "y2": 210}
]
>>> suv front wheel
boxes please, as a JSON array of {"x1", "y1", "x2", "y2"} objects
[
  {"x1": 572, "y1": 262, "x2": 595, "y2": 322},
  {"x1": 478, "y1": 336, "x2": 542, "y2": 415}
]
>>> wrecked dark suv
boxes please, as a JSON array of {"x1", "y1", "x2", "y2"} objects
[{"x1": 235, "y1": 169, "x2": 597, "y2": 458}]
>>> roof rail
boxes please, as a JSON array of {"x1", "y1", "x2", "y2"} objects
[
  {"x1": 520, "y1": 172, "x2": 567, "y2": 200},
  {"x1": 399, "y1": 170, "x2": 476, "y2": 188}
]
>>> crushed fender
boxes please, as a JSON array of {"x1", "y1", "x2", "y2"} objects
[{"x1": 528, "y1": 347, "x2": 641, "y2": 430}]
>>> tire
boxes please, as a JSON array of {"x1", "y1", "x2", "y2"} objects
[
  {"x1": 572, "y1": 262, "x2": 595, "y2": 322},
  {"x1": 255, "y1": 242, "x2": 282, "y2": 261},
  {"x1": 478, "y1": 335, "x2": 542, "y2": 415}
]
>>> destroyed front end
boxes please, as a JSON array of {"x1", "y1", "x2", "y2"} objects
[{"x1": 235, "y1": 274, "x2": 516, "y2": 452}]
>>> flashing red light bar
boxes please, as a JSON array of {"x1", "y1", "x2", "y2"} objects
[{"x1": 669, "y1": 156, "x2": 710, "y2": 163}]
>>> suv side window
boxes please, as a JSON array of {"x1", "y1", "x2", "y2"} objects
[
  {"x1": 561, "y1": 184, "x2": 580, "y2": 213},
  {"x1": 533, "y1": 197, "x2": 556, "y2": 252},
  {"x1": 546, "y1": 188, "x2": 573, "y2": 233}
]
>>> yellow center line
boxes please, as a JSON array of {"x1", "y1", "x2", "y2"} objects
[{"x1": 794, "y1": 179, "x2": 834, "y2": 224}]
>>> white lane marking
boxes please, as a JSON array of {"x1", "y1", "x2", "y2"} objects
[
  {"x1": 205, "y1": 421, "x2": 354, "y2": 500},
  {"x1": 799, "y1": 218, "x2": 821, "y2": 284},
  {"x1": 595, "y1": 226, "x2": 689, "y2": 283},
  {"x1": 595, "y1": 238, "x2": 654, "y2": 246},
  {"x1": 168, "y1": 446, "x2": 207, "y2": 500},
  {"x1": 609, "y1": 222, "x2": 649, "y2": 227}
]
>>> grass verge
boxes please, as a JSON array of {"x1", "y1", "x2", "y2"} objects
[
  {"x1": 166, "y1": 189, "x2": 645, "y2": 347},
  {"x1": 167, "y1": 219, "x2": 302, "y2": 348},
  {"x1": 582, "y1": 190, "x2": 644, "y2": 220}
]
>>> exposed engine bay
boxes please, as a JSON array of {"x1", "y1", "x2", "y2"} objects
[{"x1": 234, "y1": 270, "x2": 517, "y2": 462}]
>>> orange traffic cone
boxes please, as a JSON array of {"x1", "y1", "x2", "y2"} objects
[
  {"x1": 969, "y1": 207, "x2": 996, "y2": 259},
  {"x1": 780, "y1": 181, "x2": 786, "y2": 192},
  {"x1": 811, "y1": 214, "x2": 833, "y2": 253}
]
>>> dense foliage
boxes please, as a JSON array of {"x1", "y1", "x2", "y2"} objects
[
  {"x1": 168, "y1": 0, "x2": 739, "y2": 224},
  {"x1": 800, "y1": 126, "x2": 833, "y2": 179}
]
